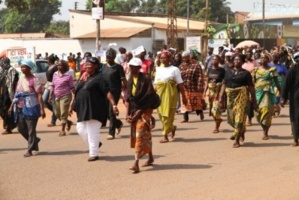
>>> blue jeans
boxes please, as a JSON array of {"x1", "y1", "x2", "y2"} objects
[{"x1": 42, "y1": 89, "x2": 57, "y2": 124}]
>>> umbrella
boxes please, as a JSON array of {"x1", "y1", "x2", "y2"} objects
[{"x1": 235, "y1": 40, "x2": 259, "y2": 49}]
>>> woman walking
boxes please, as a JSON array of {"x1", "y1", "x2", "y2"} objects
[
  {"x1": 126, "y1": 58, "x2": 160, "y2": 173},
  {"x1": 204, "y1": 55, "x2": 226, "y2": 133},
  {"x1": 50, "y1": 60, "x2": 75, "y2": 136},
  {"x1": 219, "y1": 55, "x2": 257, "y2": 148},
  {"x1": 154, "y1": 50, "x2": 187, "y2": 143},
  {"x1": 43, "y1": 54, "x2": 58, "y2": 127},
  {"x1": 253, "y1": 52, "x2": 282, "y2": 140},
  {"x1": 179, "y1": 50, "x2": 204, "y2": 123},
  {"x1": 8, "y1": 59, "x2": 45, "y2": 157},
  {"x1": 69, "y1": 57, "x2": 118, "y2": 161}
]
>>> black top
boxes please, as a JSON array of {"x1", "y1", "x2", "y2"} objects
[
  {"x1": 224, "y1": 68, "x2": 253, "y2": 88},
  {"x1": 102, "y1": 63, "x2": 125, "y2": 92},
  {"x1": 207, "y1": 67, "x2": 226, "y2": 83},
  {"x1": 46, "y1": 65, "x2": 58, "y2": 82},
  {"x1": 73, "y1": 73, "x2": 109, "y2": 123}
]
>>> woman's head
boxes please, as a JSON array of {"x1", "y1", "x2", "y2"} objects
[
  {"x1": 84, "y1": 57, "x2": 99, "y2": 75},
  {"x1": 261, "y1": 52, "x2": 272, "y2": 65},
  {"x1": 128, "y1": 57, "x2": 142, "y2": 75},
  {"x1": 20, "y1": 59, "x2": 37, "y2": 75},
  {"x1": 160, "y1": 50, "x2": 172, "y2": 66},
  {"x1": 212, "y1": 55, "x2": 221, "y2": 67},
  {"x1": 83, "y1": 52, "x2": 92, "y2": 59},
  {"x1": 125, "y1": 52, "x2": 133, "y2": 62},
  {"x1": 233, "y1": 54, "x2": 246, "y2": 68},
  {"x1": 181, "y1": 50, "x2": 190, "y2": 63},
  {"x1": 57, "y1": 60, "x2": 69, "y2": 73}
]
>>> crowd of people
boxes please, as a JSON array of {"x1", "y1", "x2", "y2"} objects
[{"x1": 1, "y1": 43, "x2": 299, "y2": 174}]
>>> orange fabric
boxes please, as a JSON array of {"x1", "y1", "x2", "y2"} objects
[{"x1": 68, "y1": 61, "x2": 76, "y2": 71}]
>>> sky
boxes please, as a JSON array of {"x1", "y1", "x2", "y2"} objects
[
  {"x1": 50, "y1": 0, "x2": 299, "y2": 21},
  {"x1": 2, "y1": 0, "x2": 298, "y2": 20}
]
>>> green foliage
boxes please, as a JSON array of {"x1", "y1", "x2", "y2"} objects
[
  {"x1": 45, "y1": 20, "x2": 70, "y2": 35},
  {"x1": 83, "y1": 0, "x2": 234, "y2": 23},
  {"x1": 0, "y1": 8, "x2": 8, "y2": 32},
  {"x1": 2, "y1": 0, "x2": 61, "y2": 33}
]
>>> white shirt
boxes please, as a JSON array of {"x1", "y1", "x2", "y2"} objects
[{"x1": 154, "y1": 65, "x2": 183, "y2": 84}]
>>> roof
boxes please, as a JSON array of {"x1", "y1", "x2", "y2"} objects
[
  {"x1": 75, "y1": 27, "x2": 151, "y2": 39},
  {"x1": 246, "y1": 14, "x2": 299, "y2": 21},
  {"x1": 70, "y1": 10, "x2": 205, "y2": 31},
  {"x1": 234, "y1": 11, "x2": 250, "y2": 16},
  {"x1": 0, "y1": 33, "x2": 69, "y2": 39},
  {"x1": 0, "y1": 33, "x2": 47, "y2": 39}
]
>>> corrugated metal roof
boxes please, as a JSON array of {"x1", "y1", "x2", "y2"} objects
[
  {"x1": 0, "y1": 33, "x2": 47, "y2": 39},
  {"x1": 75, "y1": 27, "x2": 151, "y2": 39},
  {"x1": 108, "y1": 15, "x2": 205, "y2": 31}
]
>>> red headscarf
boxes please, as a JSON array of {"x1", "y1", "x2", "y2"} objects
[{"x1": 160, "y1": 50, "x2": 172, "y2": 59}]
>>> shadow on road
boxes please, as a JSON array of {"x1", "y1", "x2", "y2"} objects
[
  {"x1": 173, "y1": 137, "x2": 227, "y2": 143},
  {"x1": 243, "y1": 142, "x2": 290, "y2": 147},
  {"x1": 144, "y1": 163, "x2": 212, "y2": 171},
  {"x1": 0, "y1": 147, "x2": 27, "y2": 152},
  {"x1": 101, "y1": 154, "x2": 164, "y2": 162},
  {"x1": 270, "y1": 135, "x2": 293, "y2": 140},
  {"x1": 38, "y1": 150, "x2": 88, "y2": 156}
]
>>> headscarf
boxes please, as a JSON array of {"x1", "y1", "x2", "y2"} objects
[
  {"x1": 160, "y1": 50, "x2": 172, "y2": 59},
  {"x1": 262, "y1": 51, "x2": 273, "y2": 62},
  {"x1": 106, "y1": 48, "x2": 117, "y2": 59},
  {"x1": 20, "y1": 59, "x2": 37, "y2": 71},
  {"x1": 0, "y1": 58, "x2": 11, "y2": 70},
  {"x1": 182, "y1": 50, "x2": 190, "y2": 57}
]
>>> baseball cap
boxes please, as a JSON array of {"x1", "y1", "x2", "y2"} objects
[{"x1": 128, "y1": 57, "x2": 142, "y2": 67}]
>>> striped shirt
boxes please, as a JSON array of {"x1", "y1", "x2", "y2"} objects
[{"x1": 52, "y1": 71, "x2": 75, "y2": 98}]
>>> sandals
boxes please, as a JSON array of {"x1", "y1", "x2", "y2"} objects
[
  {"x1": 47, "y1": 123, "x2": 56, "y2": 127},
  {"x1": 142, "y1": 159, "x2": 154, "y2": 167},
  {"x1": 180, "y1": 120, "x2": 188, "y2": 123},
  {"x1": 213, "y1": 129, "x2": 219, "y2": 134},
  {"x1": 159, "y1": 139, "x2": 169, "y2": 143},
  {"x1": 59, "y1": 131, "x2": 66, "y2": 137},
  {"x1": 262, "y1": 136, "x2": 269, "y2": 140},
  {"x1": 24, "y1": 152, "x2": 33, "y2": 157},
  {"x1": 129, "y1": 166, "x2": 140, "y2": 174},
  {"x1": 233, "y1": 143, "x2": 241, "y2": 148}
]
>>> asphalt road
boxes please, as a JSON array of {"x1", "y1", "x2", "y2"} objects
[{"x1": 0, "y1": 104, "x2": 298, "y2": 200}]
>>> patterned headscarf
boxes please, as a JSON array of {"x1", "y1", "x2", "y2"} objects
[
  {"x1": 160, "y1": 50, "x2": 172, "y2": 59},
  {"x1": 0, "y1": 58, "x2": 11, "y2": 70},
  {"x1": 106, "y1": 48, "x2": 117, "y2": 59},
  {"x1": 262, "y1": 51, "x2": 273, "y2": 62}
]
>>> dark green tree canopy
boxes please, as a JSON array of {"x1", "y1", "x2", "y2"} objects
[{"x1": 0, "y1": 0, "x2": 62, "y2": 33}]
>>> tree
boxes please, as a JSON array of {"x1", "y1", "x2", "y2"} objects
[
  {"x1": 3, "y1": 0, "x2": 61, "y2": 33},
  {"x1": 83, "y1": 0, "x2": 234, "y2": 23},
  {"x1": 45, "y1": 20, "x2": 70, "y2": 35}
]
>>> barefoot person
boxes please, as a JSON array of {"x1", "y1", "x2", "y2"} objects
[
  {"x1": 126, "y1": 58, "x2": 160, "y2": 173},
  {"x1": 154, "y1": 50, "x2": 187, "y2": 143},
  {"x1": 204, "y1": 55, "x2": 225, "y2": 133},
  {"x1": 220, "y1": 55, "x2": 257, "y2": 148},
  {"x1": 253, "y1": 52, "x2": 282, "y2": 140},
  {"x1": 282, "y1": 52, "x2": 299, "y2": 146}
]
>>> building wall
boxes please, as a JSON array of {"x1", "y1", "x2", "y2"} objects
[
  {"x1": 70, "y1": 12, "x2": 151, "y2": 38},
  {"x1": 235, "y1": 13, "x2": 247, "y2": 24}
]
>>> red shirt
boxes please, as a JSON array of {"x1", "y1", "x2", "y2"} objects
[{"x1": 140, "y1": 59, "x2": 152, "y2": 74}]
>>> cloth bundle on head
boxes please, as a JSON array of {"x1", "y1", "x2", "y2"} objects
[
  {"x1": 106, "y1": 48, "x2": 117, "y2": 59},
  {"x1": 190, "y1": 49, "x2": 200, "y2": 56},
  {"x1": 20, "y1": 59, "x2": 37, "y2": 71},
  {"x1": 128, "y1": 57, "x2": 142, "y2": 67},
  {"x1": 182, "y1": 50, "x2": 190, "y2": 57},
  {"x1": 225, "y1": 52, "x2": 233, "y2": 57}
]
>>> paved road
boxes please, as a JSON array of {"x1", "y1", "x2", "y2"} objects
[{"x1": 0, "y1": 104, "x2": 298, "y2": 200}]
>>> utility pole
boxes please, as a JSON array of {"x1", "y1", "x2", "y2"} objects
[
  {"x1": 262, "y1": 0, "x2": 265, "y2": 48},
  {"x1": 203, "y1": 0, "x2": 209, "y2": 57},
  {"x1": 166, "y1": 0, "x2": 178, "y2": 48},
  {"x1": 74, "y1": 2, "x2": 78, "y2": 10},
  {"x1": 187, "y1": 0, "x2": 190, "y2": 36}
]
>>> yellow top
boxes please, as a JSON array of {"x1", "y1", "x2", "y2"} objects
[{"x1": 132, "y1": 77, "x2": 138, "y2": 96}]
